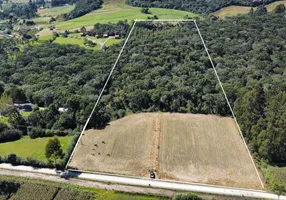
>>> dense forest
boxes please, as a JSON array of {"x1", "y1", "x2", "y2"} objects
[
  {"x1": 126, "y1": 0, "x2": 278, "y2": 14},
  {"x1": 0, "y1": 12, "x2": 286, "y2": 167},
  {"x1": 0, "y1": 0, "x2": 37, "y2": 20}
]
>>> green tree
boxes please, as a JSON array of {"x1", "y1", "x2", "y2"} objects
[
  {"x1": 141, "y1": 7, "x2": 150, "y2": 14},
  {"x1": 45, "y1": 137, "x2": 63, "y2": 166},
  {"x1": 80, "y1": 26, "x2": 87, "y2": 33},
  {"x1": 255, "y1": 6, "x2": 267, "y2": 15},
  {"x1": 172, "y1": 193, "x2": 202, "y2": 200},
  {"x1": 273, "y1": 4, "x2": 285, "y2": 13},
  {"x1": 234, "y1": 84, "x2": 266, "y2": 142}
]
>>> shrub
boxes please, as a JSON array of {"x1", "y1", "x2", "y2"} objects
[
  {"x1": 28, "y1": 127, "x2": 45, "y2": 139},
  {"x1": 172, "y1": 193, "x2": 202, "y2": 200},
  {"x1": 0, "y1": 129, "x2": 22, "y2": 143},
  {"x1": 7, "y1": 154, "x2": 17, "y2": 166}
]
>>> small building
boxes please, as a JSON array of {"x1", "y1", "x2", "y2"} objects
[
  {"x1": 103, "y1": 33, "x2": 108, "y2": 38},
  {"x1": 14, "y1": 103, "x2": 33, "y2": 112},
  {"x1": 114, "y1": 34, "x2": 120, "y2": 39},
  {"x1": 58, "y1": 107, "x2": 69, "y2": 113}
]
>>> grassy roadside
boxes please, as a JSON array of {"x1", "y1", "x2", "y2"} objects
[{"x1": 0, "y1": 174, "x2": 170, "y2": 200}]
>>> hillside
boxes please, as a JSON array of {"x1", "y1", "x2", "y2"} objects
[
  {"x1": 49, "y1": 0, "x2": 200, "y2": 31},
  {"x1": 69, "y1": 113, "x2": 262, "y2": 189},
  {"x1": 125, "y1": 0, "x2": 279, "y2": 14},
  {"x1": 213, "y1": 0, "x2": 286, "y2": 18}
]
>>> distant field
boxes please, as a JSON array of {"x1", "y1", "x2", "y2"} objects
[
  {"x1": 213, "y1": 6, "x2": 251, "y2": 19},
  {"x1": 38, "y1": 5, "x2": 75, "y2": 17},
  {"x1": 54, "y1": 2, "x2": 201, "y2": 30},
  {"x1": 0, "y1": 136, "x2": 72, "y2": 161},
  {"x1": 52, "y1": 34, "x2": 122, "y2": 50},
  {"x1": 10, "y1": 0, "x2": 29, "y2": 3},
  {"x1": 70, "y1": 113, "x2": 262, "y2": 189},
  {"x1": 266, "y1": 0, "x2": 286, "y2": 11},
  {"x1": 214, "y1": 1, "x2": 286, "y2": 18}
]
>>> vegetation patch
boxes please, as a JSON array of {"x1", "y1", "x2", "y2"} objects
[
  {"x1": 0, "y1": 175, "x2": 169, "y2": 200},
  {"x1": 53, "y1": 2, "x2": 201, "y2": 30},
  {"x1": 38, "y1": 5, "x2": 75, "y2": 17},
  {"x1": 213, "y1": 1, "x2": 286, "y2": 18},
  {"x1": 0, "y1": 136, "x2": 72, "y2": 161}
]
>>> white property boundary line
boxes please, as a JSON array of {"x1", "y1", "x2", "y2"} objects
[
  {"x1": 193, "y1": 20, "x2": 264, "y2": 189},
  {"x1": 65, "y1": 20, "x2": 137, "y2": 169},
  {"x1": 65, "y1": 19, "x2": 264, "y2": 189}
]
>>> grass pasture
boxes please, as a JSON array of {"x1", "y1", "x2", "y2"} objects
[
  {"x1": 214, "y1": 1, "x2": 286, "y2": 18},
  {"x1": 266, "y1": 0, "x2": 286, "y2": 12},
  {"x1": 53, "y1": 34, "x2": 122, "y2": 50},
  {"x1": 213, "y1": 6, "x2": 251, "y2": 19},
  {"x1": 53, "y1": 2, "x2": 201, "y2": 30},
  {"x1": 38, "y1": 5, "x2": 75, "y2": 17},
  {"x1": 70, "y1": 113, "x2": 262, "y2": 189},
  {"x1": 0, "y1": 136, "x2": 72, "y2": 161}
]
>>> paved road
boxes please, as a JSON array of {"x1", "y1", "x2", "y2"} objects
[{"x1": 0, "y1": 163, "x2": 285, "y2": 200}]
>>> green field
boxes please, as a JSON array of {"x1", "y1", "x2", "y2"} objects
[
  {"x1": 53, "y1": 34, "x2": 122, "y2": 50},
  {"x1": 38, "y1": 5, "x2": 75, "y2": 17},
  {"x1": 214, "y1": 1, "x2": 286, "y2": 18},
  {"x1": 53, "y1": 1, "x2": 201, "y2": 30},
  {"x1": 0, "y1": 136, "x2": 72, "y2": 161},
  {"x1": 31, "y1": 17, "x2": 51, "y2": 24}
]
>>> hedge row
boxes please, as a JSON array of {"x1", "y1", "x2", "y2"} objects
[
  {"x1": 0, "y1": 154, "x2": 53, "y2": 168},
  {"x1": 28, "y1": 127, "x2": 70, "y2": 139}
]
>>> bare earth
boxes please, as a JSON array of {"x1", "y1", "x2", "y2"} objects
[{"x1": 69, "y1": 113, "x2": 262, "y2": 189}]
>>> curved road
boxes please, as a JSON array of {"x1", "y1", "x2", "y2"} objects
[{"x1": 0, "y1": 163, "x2": 285, "y2": 200}]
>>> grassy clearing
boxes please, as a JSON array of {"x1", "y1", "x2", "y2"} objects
[
  {"x1": 266, "y1": 0, "x2": 286, "y2": 11},
  {"x1": 214, "y1": 1, "x2": 286, "y2": 18},
  {"x1": 21, "y1": 111, "x2": 31, "y2": 118},
  {"x1": 38, "y1": 5, "x2": 75, "y2": 17},
  {"x1": 0, "y1": 136, "x2": 72, "y2": 161},
  {"x1": 54, "y1": 2, "x2": 201, "y2": 30},
  {"x1": 31, "y1": 17, "x2": 51, "y2": 24},
  {"x1": 213, "y1": 6, "x2": 251, "y2": 19},
  {"x1": 53, "y1": 34, "x2": 122, "y2": 50},
  {"x1": 70, "y1": 113, "x2": 262, "y2": 189}
]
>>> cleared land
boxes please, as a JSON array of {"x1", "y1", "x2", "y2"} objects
[
  {"x1": 0, "y1": 136, "x2": 72, "y2": 161},
  {"x1": 213, "y1": 1, "x2": 286, "y2": 18},
  {"x1": 49, "y1": 0, "x2": 201, "y2": 31},
  {"x1": 70, "y1": 113, "x2": 262, "y2": 189},
  {"x1": 38, "y1": 5, "x2": 75, "y2": 17},
  {"x1": 213, "y1": 6, "x2": 251, "y2": 19}
]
